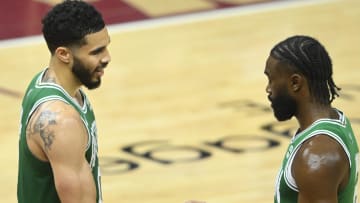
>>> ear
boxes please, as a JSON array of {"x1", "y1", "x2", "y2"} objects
[
  {"x1": 54, "y1": 47, "x2": 72, "y2": 64},
  {"x1": 289, "y1": 73, "x2": 303, "y2": 92}
]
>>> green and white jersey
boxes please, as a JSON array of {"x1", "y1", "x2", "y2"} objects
[
  {"x1": 274, "y1": 110, "x2": 359, "y2": 203},
  {"x1": 17, "y1": 69, "x2": 102, "y2": 203}
]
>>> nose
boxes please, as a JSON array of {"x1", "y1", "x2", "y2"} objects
[
  {"x1": 101, "y1": 49, "x2": 111, "y2": 64},
  {"x1": 265, "y1": 84, "x2": 271, "y2": 94}
]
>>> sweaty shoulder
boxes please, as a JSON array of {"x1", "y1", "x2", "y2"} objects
[
  {"x1": 27, "y1": 100, "x2": 88, "y2": 160},
  {"x1": 292, "y1": 134, "x2": 349, "y2": 200}
]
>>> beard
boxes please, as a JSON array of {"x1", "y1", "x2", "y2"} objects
[
  {"x1": 269, "y1": 91, "x2": 297, "y2": 121},
  {"x1": 72, "y1": 56, "x2": 101, "y2": 90}
]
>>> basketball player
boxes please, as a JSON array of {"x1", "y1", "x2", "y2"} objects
[
  {"x1": 17, "y1": 1, "x2": 111, "y2": 202},
  {"x1": 265, "y1": 35, "x2": 359, "y2": 202}
]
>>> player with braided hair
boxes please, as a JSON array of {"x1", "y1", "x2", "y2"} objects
[{"x1": 265, "y1": 35, "x2": 359, "y2": 203}]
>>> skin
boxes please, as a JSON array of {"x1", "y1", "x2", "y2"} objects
[
  {"x1": 264, "y1": 56, "x2": 349, "y2": 203},
  {"x1": 26, "y1": 27, "x2": 111, "y2": 203}
]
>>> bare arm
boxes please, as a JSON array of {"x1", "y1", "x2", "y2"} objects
[
  {"x1": 292, "y1": 134, "x2": 349, "y2": 203},
  {"x1": 27, "y1": 101, "x2": 96, "y2": 203}
]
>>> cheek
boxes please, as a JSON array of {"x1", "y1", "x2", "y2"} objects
[
  {"x1": 91, "y1": 56, "x2": 103, "y2": 68},
  {"x1": 90, "y1": 61, "x2": 99, "y2": 70},
  {"x1": 82, "y1": 57, "x2": 99, "y2": 70},
  {"x1": 269, "y1": 83, "x2": 285, "y2": 99}
]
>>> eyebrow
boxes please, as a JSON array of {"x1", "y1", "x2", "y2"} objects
[
  {"x1": 90, "y1": 46, "x2": 105, "y2": 53},
  {"x1": 89, "y1": 45, "x2": 106, "y2": 55},
  {"x1": 89, "y1": 38, "x2": 111, "y2": 54}
]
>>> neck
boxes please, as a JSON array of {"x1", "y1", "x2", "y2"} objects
[
  {"x1": 295, "y1": 101, "x2": 334, "y2": 132},
  {"x1": 47, "y1": 59, "x2": 81, "y2": 97}
]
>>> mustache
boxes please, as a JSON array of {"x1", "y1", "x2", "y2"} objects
[{"x1": 95, "y1": 62, "x2": 108, "y2": 71}]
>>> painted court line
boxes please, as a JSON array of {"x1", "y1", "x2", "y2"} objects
[
  {"x1": 0, "y1": 87, "x2": 22, "y2": 98},
  {"x1": 108, "y1": 0, "x2": 336, "y2": 33},
  {"x1": 0, "y1": 0, "x2": 336, "y2": 49}
]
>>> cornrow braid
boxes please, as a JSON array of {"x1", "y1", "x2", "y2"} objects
[{"x1": 270, "y1": 35, "x2": 341, "y2": 105}]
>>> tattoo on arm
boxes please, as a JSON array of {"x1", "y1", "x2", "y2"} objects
[{"x1": 33, "y1": 110, "x2": 58, "y2": 151}]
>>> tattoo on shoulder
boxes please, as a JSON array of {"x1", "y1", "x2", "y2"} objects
[{"x1": 33, "y1": 110, "x2": 58, "y2": 151}]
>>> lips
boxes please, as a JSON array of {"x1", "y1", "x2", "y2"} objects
[
  {"x1": 95, "y1": 68, "x2": 104, "y2": 77},
  {"x1": 268, "y1": 95, "x2": 274, "y2": 109}
]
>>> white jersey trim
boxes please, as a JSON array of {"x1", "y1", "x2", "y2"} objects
[{"x1": 35, "y1": 69, "x2": 88, "y2": 113}]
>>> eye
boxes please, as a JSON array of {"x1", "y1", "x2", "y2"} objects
[{"x1": 90, "y1": 47, "x2": 105, "y2": 55}]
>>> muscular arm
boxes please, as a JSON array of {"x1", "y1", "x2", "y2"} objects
[
  {"x1": 292, "y1": 134, "x2": 350, "y2": 203},
  {"x1": 27, "y1": 101, "x2": 96, "y2": 203}
]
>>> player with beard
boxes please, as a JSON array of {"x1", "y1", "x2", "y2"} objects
[
  {"x1": 17, "y1": 1, "x2": 111, "y2": 203},
  {"x1": 265, "y1": 35, "x2": 359, "y2": 203}
]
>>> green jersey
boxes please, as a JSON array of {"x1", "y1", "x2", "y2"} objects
[
  {"x1": 274, "y1": 110, "x2": 359, "y2": 203},
  {"x1": 17, "y1": 69, "x2": 102, "y2": 203}
]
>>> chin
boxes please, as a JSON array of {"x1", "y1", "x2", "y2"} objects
[
  {"x1": 274, "y1": 113, "x2": 293, "y2": 121},
  {"x1": 275, "y1": 117, "x2": 291, "y2": 122},
  {"x1": 84, "y1": 81, "x2": 101, "y2": 90},
  {"x1": 273, "y1": 109, "x2": 294, "y2": 121}
]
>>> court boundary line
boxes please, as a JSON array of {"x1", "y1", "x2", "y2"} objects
[
  {"x1": 108, "y1": 0, "x2": 336, "y2": 33},
  {"x1": 0, "y1": 0, "x2": 336, "y2": 49}
]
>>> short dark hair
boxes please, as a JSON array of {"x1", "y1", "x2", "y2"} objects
[
  {"x1": 270, "y1": 35, "x2": 340, "y2": 105},
  {"x1": 42, "y1": 0, "x2": 105, "y2": 54}
]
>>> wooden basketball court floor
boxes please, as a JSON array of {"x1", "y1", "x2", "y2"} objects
[{"x1": 1, "y1": 0, "x2": 360, "y2": 202}]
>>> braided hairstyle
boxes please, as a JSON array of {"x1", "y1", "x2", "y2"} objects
[
  {"x1": 270, "y1": 35, "x2": 341, "y2": 105},
  {"x1": 42, "y1": 0, "x2": 105, "y2": 54}
]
